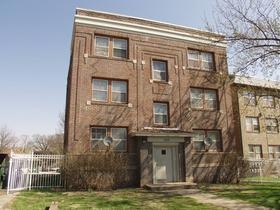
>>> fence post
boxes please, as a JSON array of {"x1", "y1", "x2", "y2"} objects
[
  {"x1": 6, "y1": 152, "x2": 13, "y2": 195},
  {"x1": 28, "y1": 151, "x2": 34, "y2": 190}
]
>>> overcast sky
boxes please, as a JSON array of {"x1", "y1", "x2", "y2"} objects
[{"x1": 0, "y1": 0, "x2": 217, "y2": 136}]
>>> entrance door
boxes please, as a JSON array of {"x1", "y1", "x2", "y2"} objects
[{"x1": 154, "y1": 146, "x2": 178, "y2": 183}]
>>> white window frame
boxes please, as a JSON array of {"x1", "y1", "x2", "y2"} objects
[
  {"x1": 112, "y1": 38, "x2": 128, "y2": 59},
  {"x1": 95, "y1": 36, "x2": 128, "y2": 59},
  {"x1": 192, "y1": 130, "x2": 221, "y2": 152},
  {"x1": 91, "y1": 127, "x2": 127, "y2": 151},
  {"x1": 243, "y1": 91, "x2": 256, "y2": 106},
  {"x1": 245, "y1": 117, "x2": 260, "y2": 133},
  {"x1": 92, "y1": 79, "x2": 128, "y2": 104},
  {"x1": 95, "y1": 36, "x2": 109, "y2": 57},
  {"x1": 188, "y1": 50, "x2": 214, "y2": 71},
  {"x1": 262, "y1": 95, "x2": 275, "y2": 108},
  {"x1": 92, "y1": 79, "x2": 109, "y2": 102},
  {"x1": 268, "y1": 145, "x2": 280, "y2": 160},
  {"x1": 152, "y1": 60, "x2": 167, "y2": 82},
  {"x1": 111, "y1": 128, "x2": 127, "y2": 151},
  {"x1": 190, "y1": 88, "x2": 217, "y2": 110},
  {"x1": 111, "y1": 81, "x2": 128, "y2": 103},
  {"x1": 248, "y1": 145, "x2": 262, "y2": 159},
  {"x1": 265, "y1": 118, "x2": 279, "y2": 133},
  {"x1": 153, "y1": 102, "x2": 169, "y2": 125}
]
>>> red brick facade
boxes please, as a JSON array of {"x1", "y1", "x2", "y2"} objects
[{"x1": 65, "y1": 9, "x2": 237, "y2": 186}]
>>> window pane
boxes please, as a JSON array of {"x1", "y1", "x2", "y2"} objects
[
  {"x1": 95, "y1": 36, "x2": 109, "y2": 56},
  {"x1": 191, "y1": 88, "x2": 203, "y2": 108},
  {"x1": 113, "y1": 39, "x2": 127, "y2": 58},
  {"x1": 192, "y1": 130, "x2": 205, "y2": 151},
  {"x1": 192, "y1": 130, "x2": 205, "y2": 142},
  {"x1": 112, "y1": 92, "x2": 127, "y2": 102},
  {"x1": 111, "y1": 128, "x2": 127, "y2": 151},
  {"x1": 153, "y1": 71, "x2": 166, "y2": 81},
  {"x1": 92, "y1": 79, "x2": 108, "y2": 101},
  {"x1": 93, "y1": 91, "x2": 108, "y2": 101},
  {"x1": 112, "y1": 81, "x2": 127, "y2": 103},
  {"x1": 207, "y1": 131, "x2": 219, "y2": 142},
  {"x1": 246, "y1": 117, "x2": 259, "y2": 132},
  {"x1": 188, "y1": 50, "x2": 199, "y2": 60},
  {"x1": 113, "y1": 49, "x2": 127, "y2": 58},
  {"x1": 201, "y1": 52, "x2": 214, "y2": 70},
  {"x1": 154, "y1": 103, "x2": 168, "y2": 114},
  {"x1": 155, "y1": 115, "x2": 168, "y2": 124},
  {"x1": 113, "y1": 39, "x2": 127, "y2": 49},
  {"x1": 207, "y1": 131, "x2": 220, "y2": 151},
  {"x1": 111, "y1": 128, "x2": 127, "y2": 140},
  {"x1": 204, "y1": 90, "x2": 217, "y2": 109},
  {"x1": 266, "y1": 118, "x2": 278, "y2": 133},
  {"x1": 263, "y1": 95, "x2": 274, "y2": 107},
  {"x1": 152, "y1": 60, "x2": 167, "y2": 81},
  {"x1": 188, "y1": 50, "x2": 200, "y2": 68},
  {"x1": 154, "y1": 103, "x2": 168, "y2": 124},
  {"x1": 113, "y1": 140, "x2": 127, "y2": 151},
  {"x1": 243, "y1": 91, "x2": 256, "y2": 106},
  {"x1": 194, "y1": 142, "x2": 204, "y2": 151},
  {"x1": 93, "y1": 79, "x2": 108, "y2": 90},
  {"x1": 91, "y1": 127, "x2": 107, "y2": 140}
]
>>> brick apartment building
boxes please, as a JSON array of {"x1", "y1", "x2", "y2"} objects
[
  {"x1": 232, "y1": 76, "x2": 280, "y2": 160},
  {"x1": 64, "y1": 8, "x2": 237, "y2": 186}
]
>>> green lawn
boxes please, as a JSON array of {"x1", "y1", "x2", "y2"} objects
[
  {"x1": 11, "y1": 189, "x2": 222, "y2": 210},
  {"x1": 200, "y1": 183, "x2": 280, "y2": 209},
  {"x1": 241, "y1": 176, "x2": 280, "y2": 183}
]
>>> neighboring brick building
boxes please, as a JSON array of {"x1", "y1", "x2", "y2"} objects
[
  {"x1": 65, "y1": 8, "x2": 237, "y2": 186},
  {"x1": 232, "y1": 76, "x2": 280, "y2": 160}
]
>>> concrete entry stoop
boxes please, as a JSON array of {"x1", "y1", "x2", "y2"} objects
[{"x1": 144, "y1": 182, "x2": 198, "y2": 192}]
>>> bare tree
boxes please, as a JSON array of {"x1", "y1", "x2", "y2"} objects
[
  {"x1": 0, "y1": 125, "x2": 17, "y2": 152},
  {"x1": 209, "y1": 0, "x2": 280, "y2": 78},
  {"x1": 31, "y1": 133, "x2": 64, "y2": 154},
  {"x1": 32, "y1": 134, "x2": 50, "y2": 152},
  {"x1": 18, "y1": 135, "x2": 33, "y2": 153},
  {"x1": 30, "y1": 112, "x2": 65, "y2": 154},
  {"x1": 57, "y1": 112, "x2": 65, "y2": 134}
]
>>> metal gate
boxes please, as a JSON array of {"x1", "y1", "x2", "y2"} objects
[{"x1": 7, "y1": 152, "x2": 64, "y2": 194}]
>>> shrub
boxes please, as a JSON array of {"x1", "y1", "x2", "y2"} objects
[{"x1": 63, "y1": 151, "x2": 128, "y2": 190}]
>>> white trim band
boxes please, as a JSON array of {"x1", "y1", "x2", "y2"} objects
[{"x1": 75, "y1": 15, "x2": 227, "y2": 48}]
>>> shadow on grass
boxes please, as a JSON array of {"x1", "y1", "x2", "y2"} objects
[
  {"x1": 12, "y1": 188, "x2": 222, "y2": 210},
  {"x1": 201, "y1": 183, "x2": 280, "y2": 209}
]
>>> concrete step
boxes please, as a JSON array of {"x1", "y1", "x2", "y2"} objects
[{"x1": 144, "y1": 182, "x2": 198, "y2": 192}]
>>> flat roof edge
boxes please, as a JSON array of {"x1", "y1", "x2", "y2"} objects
[{"x1": 74, "y1": 11, "x2": 227, "y2": 48}]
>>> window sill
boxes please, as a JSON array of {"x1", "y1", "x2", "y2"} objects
[
  {"x1": 243, "y1": 104, "x2": 257, "y2": 107},
  {"x1": 91, "y1": 101, "x2": 130, "y2": 107},
  {"x1": 91, "y1": 149, "x2": 127, "y2": 153},
  {"x1": 91, "y1": 55, "x2": 130, "y2": 62},
  {"x1": 192, "y1": 151, "x2": 223, "y2": 154},
  {"x1": 262, "y1": 106, "x2": 276, "y2": 109},
  {"x1": 187, "y1": 68, "x2": 215, "y2": 72},
  {"x1": 246, "y1": 131, "x2": 260, "y2": 133},
  {"x1": 190, "y1": 108, "x2": 219, "y2": 112},
  {"x1": 152, "y1": 124, "x2": 170, "y2": 128}
]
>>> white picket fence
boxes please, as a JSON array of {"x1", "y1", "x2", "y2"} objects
[
  {"x1": 7, "y1": 152, "x2": 64, "y2": 194},
  {"x1": 241, "y1": 159, "x2": 280, "y2": 183}
]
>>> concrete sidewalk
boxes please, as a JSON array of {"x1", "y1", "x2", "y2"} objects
[
  {"x1": 164, "y1": 189, "x2": 270, "y2": 210},
  {"x1": 0, "y1": 190, "x2": 17, "y2": 210}
]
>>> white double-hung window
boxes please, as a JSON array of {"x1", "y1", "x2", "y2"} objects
[
  {"x1": 188, "y1": 50, "x2": 214, "y2": 71},
  {"x1": 153, "y1": 102, "x2": 169, "y2": 125},
  {"x1": 152, "y1": 60, "x2": 167, "y2": 82},
  {"x1": 91, "y1": 127, "x2": 127, "y2": 151},
  {"x1": 92, "y1": 79, "x2": 127, "y2": 103},
  {"x1": 190, "y1": 88, "x2": 217, "y2": 110}
]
